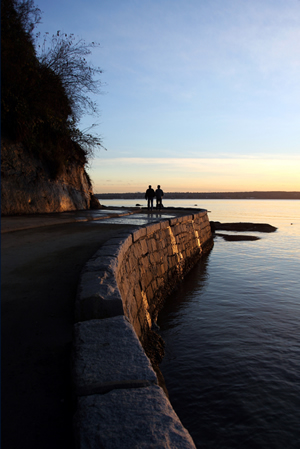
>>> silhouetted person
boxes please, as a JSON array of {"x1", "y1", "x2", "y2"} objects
[
  {"x1": 145, "y1": 185, "x2": 155, "y2": 210},
  {"x1": 155, "y1": 185, "x2": 164, "y2": 210}
]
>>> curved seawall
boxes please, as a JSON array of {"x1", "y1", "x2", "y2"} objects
[{"x1": 72, "y1": 211, "x2": 213, "y2": 448}]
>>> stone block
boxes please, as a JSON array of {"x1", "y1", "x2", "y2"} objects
[
  {"x1": 133, "y1": 241, "x2": 144, "y2": 260},
  {"x1": 125, "y1": 295, "x2": 139, "y2": 324},
  {"x1": 160, "y1": 220, "x2": 170, "y2": 230},
  {"x1": 124, "y1": 251, "x2": 136, "y2": 273},
  {"x1": 75, "y1": 272, "x2": 124, "y2": 321},
  {"x1": 169, "y1": 217, "x2": 179, "y2": 226},
  {"x1": 167, "y1": 254, "x2": 179, "y2": 269},
  {"x1": 139, "y1": 269, "x2": 153, "y2": 291},
  {"x1": 153, "y1": 229, "x2": 162, "y2": 241},
  {"x1": 185, "y1": 222, "x2": 194, "y2": 234},
  {"x1": 170, "y1": 215, "x2": 192, "y2": 226},
  {"x1": 185, "y1": 247, "x2": 192, "y2": 258},
  {"x1": 131, "y1": 313, "x2": 142, "y2": 339},
  {"x1": 78, "y1": 271, "x2": 117, "y2": 299},
  {"x1": 156, "y1": 276, "x2": 164, "y2": 289},
  {"x1": 157, "y1": 262, "x2": 166, "y2": 277},
  {"x1": 134, "y1": 284, "x2": 143, "y2": 308},
  {"x1": 156, "y1": 238, "x2": 166, "y2": 252},
  {"x1": 193, "y1": 211, "x2": 206, "y2": 220},
  {"x1": 159, "y1": 236, "x2": 169, "y2": 249},
  {"x1": 73, "y1": 317, "x2": 157, "y2": 396},
  {"x1": 97, "y1": 243, "x2": 122, "y2": 258},
  {"x1": 150, "y1": 278, "x2": 158, "y2": 294},
  {"x1": 180, "y1": 250, "x2": 187, "y2": 261},
  {"x1": 74, "y1": 385, "x2": 196, "y2": 449},
  {"x1": 161, "y1": 227, "x2": 170, "y2": 238},
  {"x1": 132, "y1": 227, "x2": 147, "y2": 242},
  {"x1": 157, "y1": 250, "x2": 164, "y2": 263},
  {"x1": 137, "y1": 308, "x2": 148, "y2": 333},
  {"x1": 167, "y1": 244, "x2": 174, "y2": 256},
  {"x1": 141, "y1": 254, "x2": 151, "y2": 273},
  {"x1": 99, "y1": 235, "x2": 132, "y2": 259},
  {"x1": 146, "y1": 222, "x2": 161, "y2": 235},
  {"x1": 84, "y1": 255, "x2": 118, "y2": 275},
  {"x1": 182, "y1": 214, "x2": 193, "y2": 223},
  {"x1": 128, "y1": 268, "x2": 139, "y2": 287},
  {"x1": 101, "y1": 234, "x2": 132, "y2": 252},
  {"x1": 139, "y1": 238, "x2": 148, "y2": 255},
  {"x1": 149, "y1": 252, "x2": 156, "y2": 265},
  {"x1": 175, "y1": 233, "x2": 181, "y2": 244},
  {"x1": 147, "y1": 237, "x2": 157, "y2": 252},
  {"x1": 170, "y1": 223, "x2": 180, "y2": 235},
  {"x1": 118, "y1": 275, "x2": 131, "y2": 300},
  {"x1": 145, "y1": 283, "x2": 154, "y2": 302},
  {"x1": 192, "y1": 223, "x2": 201, "y2": 233},
  {"x1": 150, "y1": 250, "x2": 162, "y2": 265}
]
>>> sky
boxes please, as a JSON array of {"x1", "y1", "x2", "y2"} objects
[{"x1": 35, "y1": 0, "x2": 300, "y2": 193}]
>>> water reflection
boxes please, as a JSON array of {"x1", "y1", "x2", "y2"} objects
[
  {"x1": 90, "y1": 213, "x2": 176, "y2": 226},
  {"x1": 156, "y1": 230, "x2": 300, "y2": 449},
  {"x1": 158, "y1": 252, "x2": 211, "y2": 331}
]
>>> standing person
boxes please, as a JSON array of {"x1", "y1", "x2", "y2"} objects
[
  {"x1": 155, "y1": 185, "x2": 164, "y2": 210},
  {"x1": 145, "y1": 185, "x2": 155, "y2": 210}
]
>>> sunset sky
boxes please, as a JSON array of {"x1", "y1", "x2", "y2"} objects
[{"x1": 36, "y1": 0, "x2": 300, "y2": 193}]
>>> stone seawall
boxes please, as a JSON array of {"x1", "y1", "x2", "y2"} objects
[{"x1": 72, "y1": 211, "x2": 213, "y2": 448}]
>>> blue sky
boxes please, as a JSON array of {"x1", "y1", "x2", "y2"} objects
[{"x1": 35, "y1": 0, "x2": 300, "y2": 192}]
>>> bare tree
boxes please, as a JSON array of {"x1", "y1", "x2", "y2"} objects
[
  {"x1": 14, "y1": 0, "x2": 41, "y2": 37},
  {"x1": 68, "y1": 121, "x2": 106, "y2": 158},
  {"x1": 6, "y1": 1, "x2": 106, "y2": 158},
  {"x1": 38, "y1": 32, "x2": 103, "y2": 121}
]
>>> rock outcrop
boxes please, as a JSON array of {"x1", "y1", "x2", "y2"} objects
[
  {"x1": 1, "y1": 140, "x2": 101, "y2": 215},
  {"x1": 210, "y1": 221, "x2": 277, "y2": 233},
  {"x1": 215, "y1": 233, "x2": 260, "y2": 241}
]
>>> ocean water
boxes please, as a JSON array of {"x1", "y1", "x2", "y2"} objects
[{"x1": 153, "y1": 200, "x2": 300, "y2": 449}]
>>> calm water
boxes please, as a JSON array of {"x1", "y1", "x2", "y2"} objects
[
  {"x1": 153, "y1": 200, "x2": 299, "y2": 449},
  {"x1": 101, "y1": 198, "x2": 300, "y2": 447}
]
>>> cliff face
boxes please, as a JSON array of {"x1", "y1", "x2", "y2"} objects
[{"x1": 1, "y1": 140, "x2": 100, "y2": 215}]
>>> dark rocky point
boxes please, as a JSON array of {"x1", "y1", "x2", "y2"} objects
[
  {"x1": 210, "y1": 221, "x2": 277, "y2": 233},
  {"x1": 215, "y1": 233, "x2": 261, "y2": 241}
]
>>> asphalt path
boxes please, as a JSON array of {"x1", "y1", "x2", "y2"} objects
[
  {"x1": 1, "y1": 207, "x2": 193, "y2": 448},
  {"x1": 1, "y1": 220, "x2": 140, "y2": 449}
]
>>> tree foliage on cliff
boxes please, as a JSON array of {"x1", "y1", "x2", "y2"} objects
[
  {"x1": 38, "y1": 32, "x2": 102, "y2": 120},
  {"x1": 1, "y1": 0, "x2": 104, "y2": 178}
]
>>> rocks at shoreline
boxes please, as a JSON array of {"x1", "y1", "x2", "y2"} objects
[
  {"x1": 215, "y1": 233, "x2": 261, "y2": 241},
  {"x1": 210, "y1": 221, "x2": 277, "y2": 233}
]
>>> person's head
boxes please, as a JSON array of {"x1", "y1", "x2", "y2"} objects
[
  {"x1": 149, "y1": 185, "x2": 151, "y2": 188},
  {"x1": 158, "y1": 185, "x2": 160, "y2": 188}
]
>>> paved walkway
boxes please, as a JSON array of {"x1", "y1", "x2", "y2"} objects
[{"x1": 1, "y1": 207, "x2": 190, "y2": 449}]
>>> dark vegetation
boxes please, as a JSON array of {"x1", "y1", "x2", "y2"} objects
[{"x1": 1, "y1": 0, "x2": 104, "y2": 179}]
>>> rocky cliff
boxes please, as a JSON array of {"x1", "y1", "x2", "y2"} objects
[{"x1": 1, "y1": 140, "x2": 101, "y2": 215}]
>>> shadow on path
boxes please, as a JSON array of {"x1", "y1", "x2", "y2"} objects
[{"x1": 1, "y1": 221, "x2": 138, "y2": 449}]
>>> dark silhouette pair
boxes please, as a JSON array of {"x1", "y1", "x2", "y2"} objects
[{"x1": 145, "y1": 185, "x2": 164, "y2": 211}]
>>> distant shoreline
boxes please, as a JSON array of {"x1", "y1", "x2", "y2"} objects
[{"x1": 96, "y1": 191, "x2": 300, "y2": 200}]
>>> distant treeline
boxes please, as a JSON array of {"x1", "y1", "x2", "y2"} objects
[{"x1": 96, "y1": 191, "x2": 300, "y2": 200}]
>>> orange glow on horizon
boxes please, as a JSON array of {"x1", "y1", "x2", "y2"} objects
[{"x1": 88, "y1": 157, "x2": 300, "y2": 194}]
